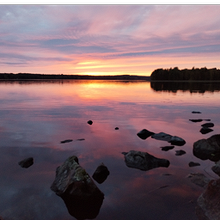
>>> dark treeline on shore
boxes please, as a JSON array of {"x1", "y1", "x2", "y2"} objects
[
  {"x1": 0, "y1": 73, "x2": 150, "y2": 81},
  {"x1": 150, "y1": 67, "x2": 220, "y2": 81}
]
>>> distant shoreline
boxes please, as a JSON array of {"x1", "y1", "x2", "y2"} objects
[{"x1": 0, "y1": 73, "x2": 150, "y2": 81}]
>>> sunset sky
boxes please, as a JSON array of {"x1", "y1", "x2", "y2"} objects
[{"x1": 1, "y1": 4, "x2": 220, "y2": 76}]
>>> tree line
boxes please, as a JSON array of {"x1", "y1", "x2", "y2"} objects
[
  {"x1": 150, "y1": 67, "x2": 220, "y2": 81},
  {"x1": 0, "y1": 73, "x2": 150, "y2": 81}
]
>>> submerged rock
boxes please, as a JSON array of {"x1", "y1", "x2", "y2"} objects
[
  {"x1": 189, "y1": 119, "x2": 203, "y2": 122},
  {"x1": 211, "y1": 161, "x2": 220, "y2": 177},
  {"x1": 92, "y1": 163, "x2": 110, "y2": 184},
  {"x1": 50, "y1": 156, "x2": 104, "y2": 220},
  {"x1": 192, "y1": 111, "x2": 201, "y2": 114},
  {"x1": 152, "y1": 132, "x2": 185, "y2": 146},
  {"x1": 87, "y1": 120, "x2": 93, "y2": 125},
  {"x1": 175, "y1": 150, "x2": 186, "y2": 156},
  {"x1": 201, "y1": 122, "x2": 214, "y2": 128},
  {"x1": 187, "y1": 173, "x2": 211, "y2": 188},
  {"x1": 160, "y1": 146, "x2": 174, "y2": 151},
  {"x1": 60, "y1": 139, "x2": 73, "y2": 144},
  {"x1": 193, "y1": 134, "x2": 220, "y2": 161},
  {"x1": 169, "y1": 136, "x2": 186, "y2": 146},
  {"x1": 196, "y1": 178, "x2": 220, "y2": 220},
  {"x1": 122, "y1": 150, "x2": 170, "y2": 171},
  {"x1": 137, "y1": 129, "x2": 154, "y2": 140},
  {"x1": 151, "y1": 132, "x2": 172, "y2": 142},
  {"x1": 200, "y1": 127, "x2": 213, "y2": 134},
  {"x1": 189, "y1": 162, "x2": 200, "y2": 167},
  {"x1": 76, "y1": 138, "x2": 85, "y2": 141},
  {"x1": 18, "y1": 157, "x2": 34, "y2": 168}
]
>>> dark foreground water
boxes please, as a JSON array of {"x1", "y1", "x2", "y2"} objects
[{"x1": 0, "y1": 80, "x2": 220, "y2": 220}]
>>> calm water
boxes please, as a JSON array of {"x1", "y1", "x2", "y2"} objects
[{"x1": 0, "y1": 80, "x2": 220, "y2": 220}]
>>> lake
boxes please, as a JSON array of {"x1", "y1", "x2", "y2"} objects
[{"x1": 0, "y1": 80, "x2": 220, "y2": 220}]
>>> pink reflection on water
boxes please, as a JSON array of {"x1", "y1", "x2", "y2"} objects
[{"x1": 0, "y1": 80, "x2": 220, "y2": 219}]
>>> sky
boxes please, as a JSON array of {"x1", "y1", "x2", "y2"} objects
[{"x1": 1, "y1": 4, "x2": 220, "y2": 76}]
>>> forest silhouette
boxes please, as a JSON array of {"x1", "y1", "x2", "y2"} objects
[{"x1": 150, "y1": 67, "x2": 220, "y2": 81}]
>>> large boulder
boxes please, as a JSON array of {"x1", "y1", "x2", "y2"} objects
[
  {"x1": 50, "y1": 156, "x2": 104, "y2": 220},
  {"x1": 122, "y1": 150, "x2": 170, "y2": 171},
  {"x1": 196, "y1": 178, "x2": 220, "y2": 220},
  {"x1": 193, "y1": 134, "x2": 220, "y2": 161}
]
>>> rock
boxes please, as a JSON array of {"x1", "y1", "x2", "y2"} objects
[
  {"x1": 201, "y1": 123, "x2": 214, "y2": 128},
  {"x1": 115, "y1": 127, "x2": 119, "y2": 130},
  {"x1": 169, "y1": 136, "x2": 186, "y2": 146},
  {"x1": 200, "y1": 127, "x2": 213, "y2": 134},
  {"x1": 189, "y1": 162, "x2": 200, "y2": 167},
  {"x1": 137, "y1": 129, "x2": 154, "y2": 140},
  {"x1": 192, "y1": 111, "x2": 201, "y2": 114},
  {"x1": 76, "y1": 138, "x2": 85, "y2": 141},
  {"x1": 151, "y1": 132, "x2": 172, "y2": 142},
  {"x1": 151, "y1": 132, "x2": 185, "y2": 146},
  {"x1": 18, "y1": 157, "x2": 34, "y2": 168},
  {"x1": 187, "y1": 173, "x2": 211, "y2": 188},
  {"x1": 60, "y1": 139, "x2": 73, "y2": 144},
  {"x1": 196, "y1": 178, "x2": 220, "y2": 220},
  {"x1": 160, "y1": 146, "x2": 174, "y2": 151},
  {"x1": 175, "y1": 150, "x2": 186, "y2": 156},
  {"x1": 122, "y1": 150, "x2": 170, "y2": 171},
  {"x1": 50, "y1": 156, "x2": 104, "y2": 220},
  {"x1": 211, "y1": 161, "x2": 220, "y2": 176},
  {"x1": 92, "y1": 163, "x2": 110, "y2": 184},
  {"x1": 189, "y1": 119, "x2": 203, "y2": 122},
  {"x1": 193, "y1": 134, "x2": 220, "y2": 161},
  {"x1": 87, "y1": 120, "x2": 93, "y2": 125}
]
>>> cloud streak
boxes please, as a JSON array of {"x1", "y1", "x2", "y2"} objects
[{"x1": 1, "y1": 5, "x2": 220, "y2": 75}]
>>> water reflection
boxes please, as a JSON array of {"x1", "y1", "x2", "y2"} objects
[
  {"x1": 0, "y1": 80, "x2": 220, "y2": 220},
  {"x1": 151, "y1": 81, "x2": 220, "y2": 93}
]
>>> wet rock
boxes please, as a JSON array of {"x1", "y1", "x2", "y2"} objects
[
  {"x1": 211, "y1": 161, "x2": 220, "y2": 176},
  {"x1": 189, "y1": 119, "x2": 203, "y2": 122},
  {"x1": 137, "y1": 129, "x2": 154, "y2": 140},
  {"x1": 187, "y1": 173, "x2": 211, "y2": 188},
  {"x1": 201, "y1": 123, "x2": 214, "y2": 128},
  {"x1": 50, "y1": 156, "x2": 104, "y2": 220},
  {"x1": 122, "y1": 150, "x2": 170, "y2": 171},
  {"x1": 60, "y1": 139, "x2": 73, "y2": 144},
  {"x1": 151, "y1": 132, "x2": 172, "y2": 142},
  {"x1": 152, "y1": 132, "x2": 185, "y2": 146},
  {"x1": 115, "y1": 127, "x2": 119, "y2": 130},
  {"x1": 87, "y1": 120, "x2": 93, "y2": 125},
  {"x1": 200, "y1": 127, "x2": 213, "y2": 134},
  {"x1": 92, "y1": 163, "x2": 110, "y2": 184},
  {"x1": 76, "y1": 138, "x2": 85, "y2": 141},
  {"x1": 204, "y1": 119, "x2": 211, "y2": 121},
  {"x1": 160, "y1": 146, "x2": 174, "y2": 151},
  {"x1": 175, "y1": 150, "x2": 186, "y2": 156},
  {"x1": 189, "y1": 162, "x2": 200, "y2": 167},
  {"x1": 196, "y1": 178, "x2": 220, "y2": 220},
  {"x1": 169, "y1": 136, "x2": 186, "y2": 146},
  {"x1": 192, "y1": 111, "x2": 201, "y2": 114},
  {"x1": 193, "y1": 134, "x2": 220, "y2": 161},
  {"x1": 18, "y1": 157, "x2": 34, "y2": 168}
]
